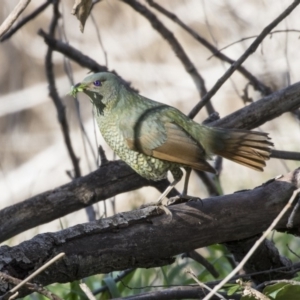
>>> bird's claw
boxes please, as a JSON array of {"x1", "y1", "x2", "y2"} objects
[
  {"x1": 167, "y1": 195, "x2": 202, "y2": 206},
  {"x1": 188, "y1": 196, "x2": 202, "y2": 202},
  {"x1": 140, "y1": 201, "x2": 172, "y2": 216}
]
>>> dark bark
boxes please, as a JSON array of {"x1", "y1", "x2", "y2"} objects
[
  {"x1": 1, "y1": 81, "x2": 300, "y2": 243},
  {"x1": 0, "y1": 169, "x2": 299, "y2": 297},
  {"x1": 212, "y1": 81, "x2": 300, "y2": 129},
  {"x1": 225, "y1": 236, "x2": 294, "y2": 284},
  {"x1": 0, "y1": 161, "x2": 177, "y2": 243}
]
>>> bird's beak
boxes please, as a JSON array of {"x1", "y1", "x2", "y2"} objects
[{"x1": 69, "y1": 82, "x2": 86, "y2": 97}]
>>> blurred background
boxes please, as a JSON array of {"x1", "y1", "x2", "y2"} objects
[{"x1": 0, "y1": 0, "x2": 300, "y2": 244}]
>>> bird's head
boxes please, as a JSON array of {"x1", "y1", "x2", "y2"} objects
[{"x1": 70, "y1": 72, "x2": 121, "y2": 114}]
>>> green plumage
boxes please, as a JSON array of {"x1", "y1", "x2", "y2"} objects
[{"x1": 71, "y1": 72, "x2": 272, "y2": 189}]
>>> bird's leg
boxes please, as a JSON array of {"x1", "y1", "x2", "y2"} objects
[
  {"x1": 181, "y1": 167, "x2": 201, "y2": 201},
  {"x1": 156, "y1": 178, "x2": 180, "y2": 205},
  {"x1": 182, "y1": 167, "x2": 192, "y2": 196},
  {"x1": 167, "y1": 168, "x2": 201, "y2": 205}
]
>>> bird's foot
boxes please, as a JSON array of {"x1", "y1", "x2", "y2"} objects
[
  {"x1": 139, "y1": 193, "x2": 175, "y2": 216},
  {"x1": 167, "y1": 195, "x2": 202, "y2": 206},
  {"x1": 140, "y1": 200, "x2": 172, "y2": 216}
]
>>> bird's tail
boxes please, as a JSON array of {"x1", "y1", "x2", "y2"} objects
[{"x1": 202, "y1": 127, "x2": 273, "y2": 171}]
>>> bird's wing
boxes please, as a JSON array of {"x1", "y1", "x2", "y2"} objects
[{"x1": 124, "y1": 108, "x2": 216, "y2": 173}]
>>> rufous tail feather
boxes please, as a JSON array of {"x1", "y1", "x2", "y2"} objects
[{"x1": 206, "y1": 128, "x2": 273, "y2": 171}]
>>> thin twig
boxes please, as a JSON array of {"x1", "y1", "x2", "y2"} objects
[
  {"x1": 286, "y1": 244, "x2": 300, "y2": 259},
  {"x1": 202, "y1": 187, "x2": 300, "y2": 300},
  {"x1": 93, "y1": 268, "x2": 135, "y2": 295},
  {"x1": 90, "y1": 12, "x2": 108, "y2": 66},
  {"x1": 188, "y1": 0, "x2": 300, "y2": 119},
  {"x1": 58, "y1": 7, "x2": 98, "y2": 221},
  {"x1": 8, "y1": 253, "x2": 65, "y2": 296},
  {"x1": 208, "y1": 29, "x2": 300, "y2": 60},
  {"x1": 186, "y1": 269, "x2": 226, "y2": 300},
  {"x1": 146, "y1": 0, "x2": 272, "y2": 96},
  {"x1": 0, "y1": 0, "x2": 31, "y2": 38},
  {"x1": 38, "y1": 30, "x2": 139, "y2": 91},
  {"x1": 121, "y1": 0, "x2": 215, "y2": 115},
  {"x1": 41, "y1": 0, "x2": 81, "y2": 178},
  {"x1": 1, "y1": 0, "x2": 52, "y2": 42},
  {"x1": 183, "y1": 251, "x2": 219, "y2": 278},
  {"x1": 111, "y1": 262, "x2": 300, "y2": 292},
  {"x1": 79, "y1": 283, "x2": 97, "y2": 300},
  {"x1": 59, "y1": 8, "x2": 97, "y2": 170},
  {"x1": 39, "y1": 29, "x2": 107, "y2": 72},
  {"x1": 271, "y1": 149, "x2": 300, "y2": 161}
]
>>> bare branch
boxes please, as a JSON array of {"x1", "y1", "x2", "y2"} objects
[
  {"x1": 271, "y1": 149, "x2": 300, "y2": 161},
  {"x1": 0, "y1": 160, "x2": 177, "y2": 243},
  {"x1": 188, "y1": 0, "x2": 300, "y2": 118},
  {"x1": 0, "y1": 168, "x2": 299, "y2": 297},
  {"x1": 79, "y1": 283, "x2": 96, "y2": 300},
  {"x1": 203, "y1": 186, "x2": 300, "y2": 300},
  {"x1": 0, "y1": 0, "x2": 52, "y2": 42},
  {"x1": 0, "y1": 272, "x2": 63, "y2": 300},
  {"x1": 225, "y1": 237, "x2": 294, "y2": 284},
  {"x1": 5, "y1": 253, "x2": 65, "y2": 298},
  {"x1": 0, "y1": 0, "x2": 31, "y2": 38},
  {"x1": 43, "y1": 1, "x2": 81, "y2": 178},
  {"x1": 208, "y1": 29, "x2": 300, "y2": 60},
  {"x1": 38, "y1": 29, "x2": 107, "y2": 72},
  {"x1": 0, "y1": 80, "x2": 299, "y2": 242},
  {"x1": 38, "y1": 30, "x2": 139, "y2": 92},
  {"x1": 110, "y1": 286, "x2": 232, "y2": 300},
  {"x1": 183, "y1": 251, "x2": 219, "y2": 278},
  {"x1": 146, "y1": 0, "x2": 272, "y2": 96},
  {"x1": 120, "y1": 0, "x2": 215, "y2": 115},
  {"x1": 211, "y1": 81, "x2": 300, "y2": 129},
  {"x1": 186, "y1": 269, "x2": 225, "y2": 300}
]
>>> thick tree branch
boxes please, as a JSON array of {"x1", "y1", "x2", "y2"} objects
[
  {"x1": 0, "y1": 160, "x2": 177, "y2": 243},
  {"x1": 0, "y1": 168, "x2": 299, "y2": 297},
  {"x1": 38, "y1": 29, "x2": 108, "y2": 73},
  {"x1": 225, "y1": 236, "x2": 294, "y2": 284},
  {"x1": 0, "y1": 81, "x2": 299, "y2": 242},
  {"x1": 211, "y1": 80, "x2": 300, "y2": 129},
  {"x1": 39, "y1": 29, "x2": 300, "y2": 131},
  {"x1": 188, "y1": 0, "x2": 300, "y2": 118},
  {"x1": 38, "y1": 30, "x2": 139, "y2": 93}
]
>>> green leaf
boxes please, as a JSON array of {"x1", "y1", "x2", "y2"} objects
[
  {"x1": 274, "y1": 284, "x2": 300, "y2": 300},
  {"x1": 263, "y1": 282, "x2": 288, "y2": 298},
  {"x1": 226, "y1": 283, "x2": 241, "y2": 296}
]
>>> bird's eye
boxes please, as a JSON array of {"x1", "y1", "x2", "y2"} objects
[{"x1": 93, "y1": 80, "x2": 101, "y2": 86}]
